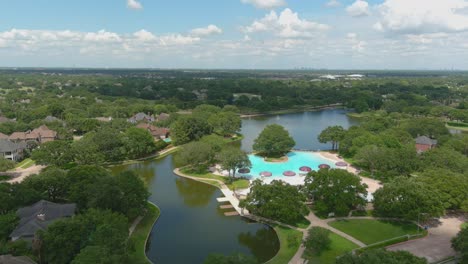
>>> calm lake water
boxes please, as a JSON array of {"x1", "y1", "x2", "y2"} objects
[
  {"x1": 241, "y1": 109, "x2": 358, "y2": 152},
  {"x1": 111, "y1": 109, "x2": 357, "y2": 264}
]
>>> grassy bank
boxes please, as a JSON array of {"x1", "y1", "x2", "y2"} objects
[
  {"x1": 266, "y1": 226, "x2": 303, "y2": 264},
  {"x1": 14, "y1": 158, "x2": 36, "y2": 169},
  {"x1": 328, "y1": 219, "x2": 420, "y2": 245},
  {"x1": 303, "y1": 232, "x2": 359, "y2": 264},
  {"x1": 128, "y1": 202, "x2": 160, "y2": 264},
  {"x1": 179, "y1": 169, "x2": 250, "y2": 190}
]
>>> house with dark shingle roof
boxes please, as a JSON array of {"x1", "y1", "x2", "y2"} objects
[
  {"x1": 0, "y1": 139, "x2": 26, "y2": 161},
  {"x1": 415, "y1": 135, "x2": 437, "y2": 153},
  {"x1": 127, "y1": 112, "x2": 155, "y2": 124},
  {"x1": 10, "y1": 200, "x2": 76, "y2": 241}
]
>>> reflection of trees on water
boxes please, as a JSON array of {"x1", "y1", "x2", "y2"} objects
[
  {"x1": 238, "y1": 227, "x2": 280, "y2": 262},
  {"x1": 175, "y1": 177, "x2": 216, "y2": 207}
]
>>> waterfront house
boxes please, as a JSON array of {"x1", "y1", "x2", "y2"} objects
[
  {"x1": 136, "y1": 123, "x2": 170, "y2": 140},
  {"x1": 10, "y1": 200, "x2": 76, "y2": 242}
]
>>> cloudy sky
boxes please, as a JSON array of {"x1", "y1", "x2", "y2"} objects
[{"x1": 1, "y1": 0, "x2": 468, "y2": 69}]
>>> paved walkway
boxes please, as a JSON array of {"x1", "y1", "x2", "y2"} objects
[
  {"x1": 7, "y1": 165, "x2": 45, "y2": 183},
  {"x1": 128, "y1": 215, "x2": 143, "y2": 236},
  {"x1": 387, "y1": 216, "x2": 464, "y2": 263},
  {"x1": 289, "y1": 212, "x2": 368, "y2": 264}
]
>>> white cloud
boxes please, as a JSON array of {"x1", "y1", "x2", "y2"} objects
[
  {"x1": 84, "y1": 30, "x2": 122, "y2": 42},
  {"x1": 241, "y1": 0, "x2": 286, "y2": 9},
  {"x1": 346, "y1": 0, "x2": 370, "y2": 17},
  {"x1": 190, "y1": 25, "x2": 223, "y2": 36},
  {"x1": 325, "y1": 0, "x2": 341, "y2": 8},
  {"x1": 159, "y1": 34, "x2": 200, "y2": 46},
  {"x1": 127, "y1": 0, "x2": 143, "y2": 10},
  {"x1": 374, "y1": 0, "x2": 468, "y2": 34},
  {"x1": 243, "y1": 8, "x2": 329, "y2": 38},
  {"x1": 346, "y1": 32, "x2": 366, "y2": 52},
  {"x1": 133, "y1": 29, "x2": 157, "y2": 41}
]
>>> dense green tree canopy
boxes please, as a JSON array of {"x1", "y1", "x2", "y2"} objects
[
  {"x1": 171, "y1": 116, "x2": 213, "y2": 145},
  {"x1": 415, "y1": 169, "x2": 468, "y2": 211},
  {"x1": 373, "y1": 177, "x2": 445, "y2": 220},
  {"x1": 253, "y1": 124, "x2": 295, "y2": 157},
  {"x1": 240, "y1": 180, "x2": 308, "y2": 224},
  {"x1": 176, "y1": 141, "x2": 215, "y2": 172},
  {"x1": 217, "y1": 147, "x2": 251, "y2": 180},
  {"x1": 122, "y1": 127, "x2": 157, "y2": 159},
  {"x1": 318, "y1": 126, "x2": 345, "y2": 151},
  {"x1": 304, "y1": 169, "x2": 367, "y2": 217},
  {"x1": 452, "y1": 227, "x2": 468, "y2": 264},
  {"x1": 303, "y1": 227, "x2": 331, "y2": 256}
]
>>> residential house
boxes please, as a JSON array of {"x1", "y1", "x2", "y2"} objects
[
  {"x1": 136, "y1": 123, "x2": 170, "y2": 140},
  {"x1": 10, "y1": 200, "x2": 76, "y2": 241},
  {"x1": 0, "y1": 132, "x2": 8, "y2": 140},
  {"x1": 32, "y1": 125, "x2": 57, "y2": 143},
  {"x1": 415, "y1": 136, "x2": 437, "y2": 153},
  {"x1": 8, "y1": 126, "x2": 57, "y2": 144},
  {"x1": 127, "y1": 112, "x2": 155, "y2": 124},
  {"x1": 0, "y1": 140, "x2": 26, "y2": 161}
]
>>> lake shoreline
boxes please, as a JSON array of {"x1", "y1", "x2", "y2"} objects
[{"x1": 240, "y1": 104, "x2": 344, "y2": 118}]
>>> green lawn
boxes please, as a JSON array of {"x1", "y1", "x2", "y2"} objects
[
  {"x1": 303, "y1": 232, "x2": 359, "y2": 264},
  {"x1": 14, "y1": 158, "x2": 36, "y2": 169},
  {"x1": 266, "y1": 226, "x2": 303, "y2": 264},
  {"x1": 328, "y1": 219, "x2": 420, "y2": 245},
  {"x1": 180, "y1": 169, "x2": 250, "y2": 191},
  {"x1": 127, "y1": 202, "x2": 160, "y2": 264}
]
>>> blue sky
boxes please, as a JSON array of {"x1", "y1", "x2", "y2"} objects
[{"x1": 1, "y1": 0, "x2": 468, "y2": 69}]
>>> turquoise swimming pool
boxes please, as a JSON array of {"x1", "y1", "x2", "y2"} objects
[{"x1": 246, "y1": 151, "x2": 336, "y2": 181}]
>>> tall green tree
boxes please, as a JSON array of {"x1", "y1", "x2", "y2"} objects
[
  {"x1": 175, "y1": 141, "x2": 215, "y2": 172},
  {"x1": 318, "y1": 126, "x2": 346, "y2": 151},
  {"x1": 373, "y1": 177, "x2": 444, "y2": 221},
  {"x1": 304, "y1": 169, "x2": 367, "y2": 217},
  {"x1": 240, "y1": 180, "x2": 308, "y2": 224},
  {"x1": 122, "y1": 127, "x2": 156, "y2": 159},
  {"x1": 171, "y1": 116, "x2": 213, "y2": 145},
  {"x1": 303, "y1": 227, "x2": 331, "y2": 256},
  {"x1": 253, "y1": 124, "x2": 295, "y2": 157},
  {"x1": 415, "y1": 169, "x2": 468, "y2": 211},
  {"x1": 208, "y1": 111, "x2": 241, "y2": 136},
  {"x1": 31, "y1": 140, "x2": 74, "y2": 167},
  {"x1": 217, "y1": 147, "x2": 251, "y2": 181}
]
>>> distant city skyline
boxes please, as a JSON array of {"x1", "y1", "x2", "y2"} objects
[{"x1": 1, "y1": 0, "x2": 468, "y2": 70}]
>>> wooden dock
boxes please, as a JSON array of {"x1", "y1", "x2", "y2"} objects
[
  {"x1": 224, "y1": 211, "x2": 239, "y2": 216},
  {"x1": 220, "y1": 204, "x2": 234, "y2": 209},
  {"x1": 216, "y1": 197, "x2": 230, "y2": 203}
]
